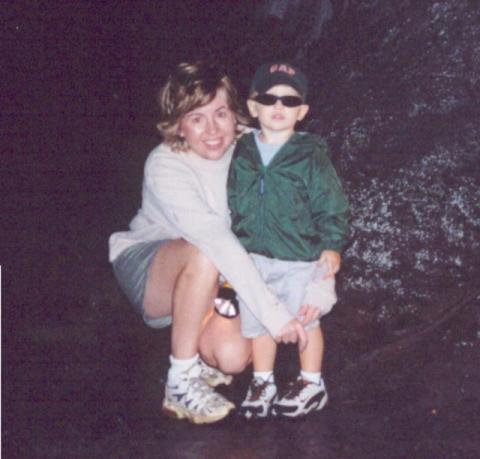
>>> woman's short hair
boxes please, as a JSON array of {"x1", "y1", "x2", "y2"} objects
[{"x1": 157, "y1": 61, "x2": 247, "y2": 152}]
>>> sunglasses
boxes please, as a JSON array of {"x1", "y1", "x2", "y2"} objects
[{"x1": 253, "y1": 94, "x2": 304, "y2": 107}]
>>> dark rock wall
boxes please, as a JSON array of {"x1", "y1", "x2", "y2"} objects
[
  {"x1": 284, "y1": 0, "x2": 480, "y2": 325},
  {"x1": 6, "y1": 1, "x2": 477, "y2": 332}
]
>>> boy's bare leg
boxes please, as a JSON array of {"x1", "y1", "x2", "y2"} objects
[
  {"x1": 240, "y1": 333, "x2": 278, "y2": 419},
  {"x1": 252, "y1": 334, "x2": 277, "y2": 372},
  {"x1": 299, "y1": 325, "x2": 324, "y2": 373},
  {"x1": 273, "y1": 325, "x2": 327, "y2": 418}
]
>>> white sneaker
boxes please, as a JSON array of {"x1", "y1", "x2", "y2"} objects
[
  {"x1": 162, "y1": 364, "x2": 235, "y2": 424},
  {"x1": 198, "y1": 359, "x2": 233, "y2": 387},
  {"x1": 272, "y1": 377, "x2": 328, "y2": 418},
  {"x1": 239, "y1": 377, "x2": 278, "y2": 420}
]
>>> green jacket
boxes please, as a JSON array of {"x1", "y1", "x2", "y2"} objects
[{"x1": 228, "y1": 132, "x2": 349, "y2": 262}]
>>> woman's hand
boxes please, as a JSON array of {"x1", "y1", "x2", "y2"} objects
[
  {"x1": 318, "y1": 250, "x2": 341, "y2": 279},
  {"x1": 297, "y1": 304, "x2": 321, "y2": 326},
  {"x1": 276, "y1": 318, "x2": 308, "y2": 352}
]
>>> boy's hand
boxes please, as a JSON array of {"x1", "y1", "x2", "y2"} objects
[
  {"x1": 318, "y1": 250, "x2": 341, "y2": 279},
  {"x1": 276, "y1": 318, "x2": 308, "y2": 352},
  {"x1": 297, "y1": 304, "x2": 321, "y2": 325}
]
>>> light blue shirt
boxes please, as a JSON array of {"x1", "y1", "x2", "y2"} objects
[{"x1": 254, "y1": 130, "x2": 284, "y2": 166}]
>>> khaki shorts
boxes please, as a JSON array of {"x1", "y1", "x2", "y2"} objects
[
  {"x1": 239, "y1": 253, "x2": 336, "y2": 338},
  {"x1": 112, "y1": 240, "x2": 173, "y2": 329}
]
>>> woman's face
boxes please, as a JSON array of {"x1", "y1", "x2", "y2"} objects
[{"x1": 178, "y1": 88, "x2": 236, "y2": 160}]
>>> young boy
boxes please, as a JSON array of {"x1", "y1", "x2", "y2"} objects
[{"x1": 228, "y1": 62, "x2": 349, "y2": 419}]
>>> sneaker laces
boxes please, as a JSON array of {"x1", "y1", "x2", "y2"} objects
[
  {"x1": 249, "y1": 377, "x2": 274, "y2": 401},
  {"x1": 182, "y1": 377, "x2": 227, "y2": 411},
  {"x1": 198, "y1": 360, "x2": 219, "y2": 379},
  {"x1": 175, "y1": 362, "x2": 232, "y2": 406},
  {"x1": 283, "y1": 378, "x2": 310, "y2": 401}
]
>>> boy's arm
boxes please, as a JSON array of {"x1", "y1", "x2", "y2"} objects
[
  {"x1": 298, "y1": 143, "x2": 349, "y2": 324},
  {"x1": 299, "y1": 259, "x2": 338, "y2": 325},
  {"x1": 309, "y1": 144, "x2": 350, "y2": 253},
  {"x1": 318, "y1": 249, "x2": 341, "y2": 278}
]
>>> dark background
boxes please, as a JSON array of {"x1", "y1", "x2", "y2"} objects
[{"x1": 2, "y1": 1, "x2": 479, "y2": 457}]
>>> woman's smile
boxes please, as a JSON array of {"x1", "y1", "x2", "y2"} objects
[{"x1": 179, "y1": 89, "x2": 236, "y2": 160}]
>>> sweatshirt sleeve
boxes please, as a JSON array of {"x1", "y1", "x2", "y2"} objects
[
  {"x1": 145, "y1": 155, "x2": 293, "y2": 337},
  {"x1": 302, "y1": 263, "x2": 337, "y2": 316}
]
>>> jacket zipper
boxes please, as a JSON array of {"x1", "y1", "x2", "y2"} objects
[{"x1": 258, "y1": 172, "x2": 265, "y2": 250}]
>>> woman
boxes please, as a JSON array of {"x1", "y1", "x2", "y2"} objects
[{"x1": 109, "y1": 62, "x2": 306, "y2": 424}]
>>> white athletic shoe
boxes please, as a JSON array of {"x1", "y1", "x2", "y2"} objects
[
  {"x1": 272, "y1": 377, "x2": 328, "y2": 418},
  {"x1": 198, "y1": 359, "x2": 233, "y2": 387},
  {"x1": 239, "y1": 377, "x2": 278, "y2": 420},
  {"x1": 162, "y1": 364, "x2": 235, "y2": 424}
]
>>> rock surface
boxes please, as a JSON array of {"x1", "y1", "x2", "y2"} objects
[
  {"x1": 311, "y1": 1, "x2": 479, "y2": 321},
  {"x1": 249, "y1": 0, "x2": 480, "y2": 329}
]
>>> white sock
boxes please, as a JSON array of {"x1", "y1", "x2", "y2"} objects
[
  {"x1": 253, "y1": 371, "x2": 274, "y2": 383},
  {"x1": 167, "y1": 354, "x2": 200, "y2": 385},
  {"x1": 300, "y1": 370, "x2": 321, "y2": 385}
]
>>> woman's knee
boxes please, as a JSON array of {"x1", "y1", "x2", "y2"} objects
[
  {"x1": 180, "y1": 241, "x2": 219, "y2": 286},
  {"x1": 220, "y1": 345, "x2": 251, "y2": 375},
  {"x1": 211, "y1": 335, "x2": 251, "y2": 374},
  {"x1": 143, "y1": 239, "x2": 218, "y2": 318}
]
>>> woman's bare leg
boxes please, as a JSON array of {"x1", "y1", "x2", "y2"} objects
[
  {"x1": 143, "y1": 239, "x2": 219, "y2": 359},
  {"x1": 143, "y1": 238, "x2": 251, "y2": 372}
]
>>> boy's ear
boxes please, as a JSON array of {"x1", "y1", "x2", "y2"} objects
[
  {"x1": 246, "y1": 99, "x2": 259, "y2": 118},
  {"x1": 297, "y1": 104, "x2": 310, "y2": 121}
]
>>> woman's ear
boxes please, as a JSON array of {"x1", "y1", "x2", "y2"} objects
[
  {"x1": 176, "y1": 123, "x2": 185, "y2": 138},
  {"x1": 246, "y1": 99, "x2": 259, "y2": 118}
]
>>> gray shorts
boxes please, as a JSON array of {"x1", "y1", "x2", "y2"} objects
[
  {"x1": 239, "y1": 253, "x2": 334, "y2": 338},
  {"x1": 112, "y1": 240, "x2": 173, "y2": 329}
]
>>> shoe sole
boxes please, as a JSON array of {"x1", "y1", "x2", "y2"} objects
[
  {"x1": 203, "y1": 374, "x2": 233, "y2": 387},
  {"x1": 162, "y1": 400, "x2": 235, "y2": 424},
  {"x1": 273, "y1": 393, "x2": 328, "y2": 419},
  {"x1": 240, "y1": 409, "x2": 272, "y2": 420},
  {"x1": 240, "y1": 395, "x2": 277, "y2": 420}
]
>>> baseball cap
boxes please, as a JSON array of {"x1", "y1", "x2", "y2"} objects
[{"x1": 250, "y1": 62, "x2": 308, "y2": 100}]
